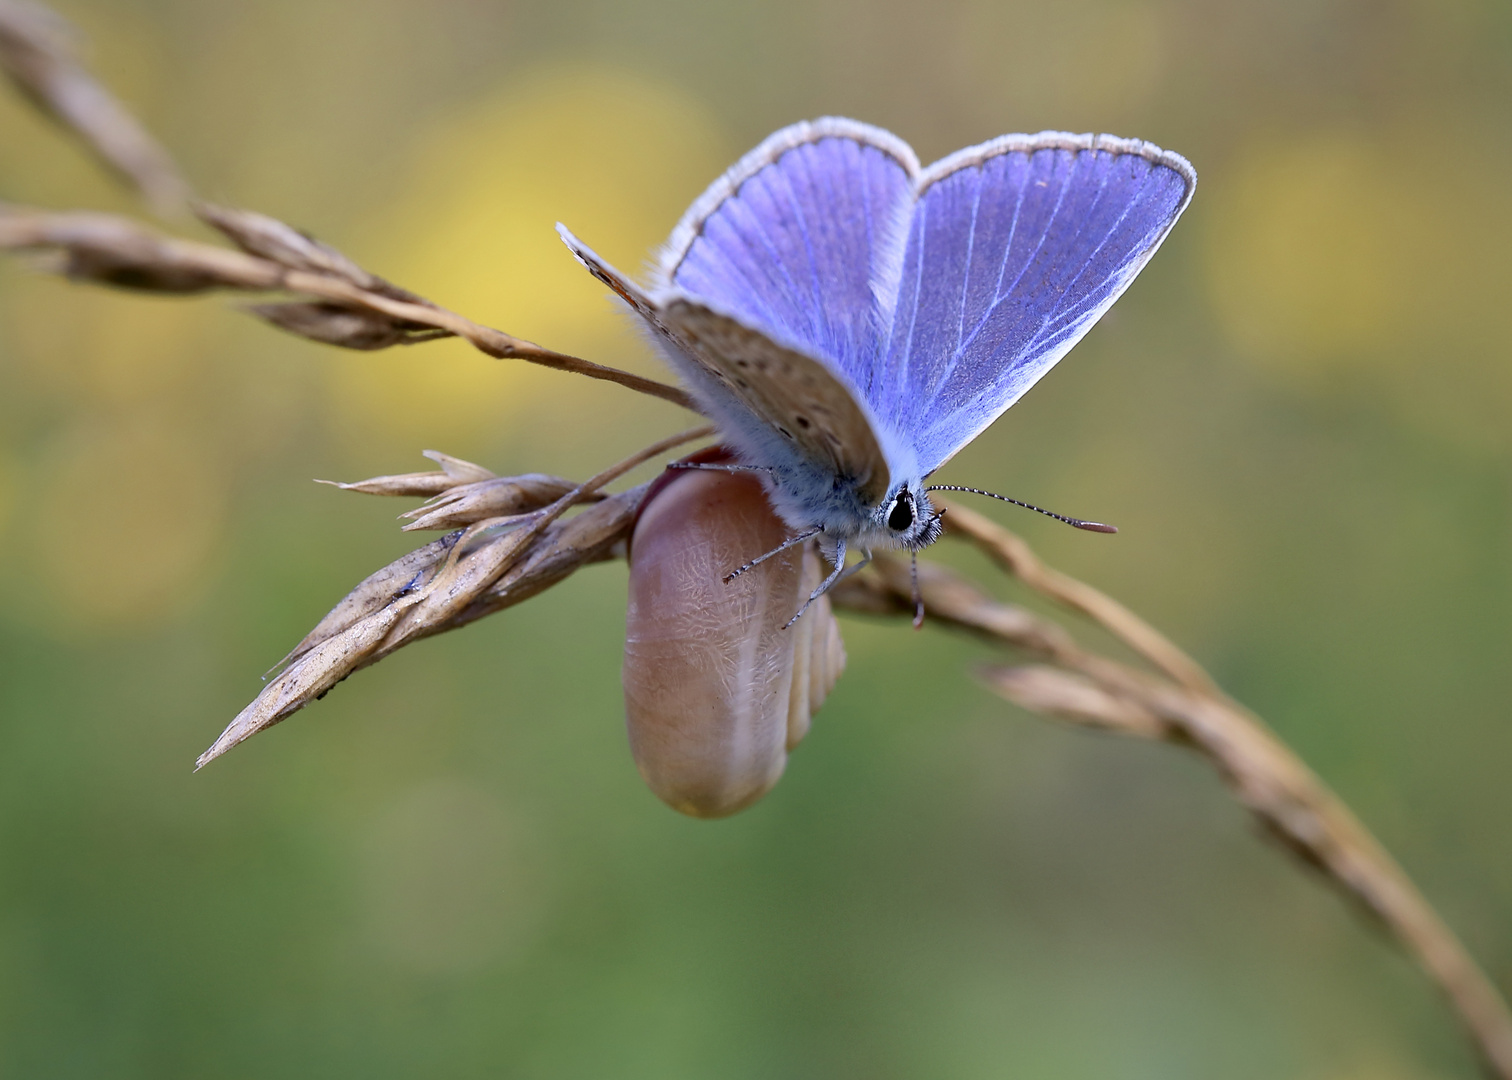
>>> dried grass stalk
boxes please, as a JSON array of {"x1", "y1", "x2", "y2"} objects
[
  {"x1": 0, "y1": 203, "x2": 697, "y2": 409},
  {"x1": 0, "y1": 0, "x2": 190, "y2": 215},
  {"x1": 0, "y1": 4, "x2": 681, "y2": 405},
  {"x1": 831, "y1": 541, "x2": 1512, "y2": 1079},
  {"x1": 196, "y1": 426, "x2": 711, "y2": 768},
  {"x1": 939, "y1": 499, "x2": 1219, "y2": 694}
]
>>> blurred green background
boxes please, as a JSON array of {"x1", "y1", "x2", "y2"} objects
[{"x1": 2, "y1": 0, "x2": 1510, "y2": 1076}]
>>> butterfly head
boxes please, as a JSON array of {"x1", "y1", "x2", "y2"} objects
[{"x1": 878, "y1": 484, "x2": 943, "y2": 551}]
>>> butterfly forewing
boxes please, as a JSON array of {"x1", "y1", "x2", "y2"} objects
[
  {"x1": 659, "y1": 119, "x2": 916, "y2": 384},
  {"x1": 880, "y1": 136, "x2": 1194, "y2": 476},
  {"x1": 557, "y1": 224, "x2": 891, "y2": 507}
]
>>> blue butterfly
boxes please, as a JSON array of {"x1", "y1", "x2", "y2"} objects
[{"x1": 560, "y1": 118, "x2": 1194, "y2": 620}]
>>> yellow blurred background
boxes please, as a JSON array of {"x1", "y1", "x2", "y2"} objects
[{"x1": 1, "y1": 0, "x2": 1509, "y2": 1076}]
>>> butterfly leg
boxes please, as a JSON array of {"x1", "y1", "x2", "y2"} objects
[
  {"x1": 838, "y1": 547, "x2": 872, "y2": 583},
  {"x1": 667, "y1": 462, "x2": 775, "y2": 475},
  {"x1": 782, "y1": 539, "x2": 856, "y2": 629},
  {"x1": 723, "y1": 525, "x2": 823, "y2": 584},
  {"x1": 911, "y1": 549, "x2": 924, "y2": 630}
]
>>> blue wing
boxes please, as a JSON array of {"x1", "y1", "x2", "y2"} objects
[
  {"x1": 658, "y1": 117, "x2": 917, "y2": 387},
  {"x1": 873, "y1": 134, "x2": 1195, "y2": 476}
]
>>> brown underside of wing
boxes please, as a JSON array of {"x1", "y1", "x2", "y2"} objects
[
  {"x1": 564, "y1": 237, "x2": 660, "y2": 322},
  {"x1": 661, "y1": 299, "x2": 889, "y2": 507}
]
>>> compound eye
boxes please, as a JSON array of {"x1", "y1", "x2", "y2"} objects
[{"x1": 887, "y1": 491, "x2": 914, "y2": 531}]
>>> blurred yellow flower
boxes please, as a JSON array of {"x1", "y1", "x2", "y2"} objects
[
  {"x1": 327, "y1": 64, "x2": 729, "y2": 453},
  {"x1": 1207, "y1": 134, "x2": 1415, "y2": 372}
]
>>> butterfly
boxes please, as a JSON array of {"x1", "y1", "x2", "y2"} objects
[{"x1": 559, "y1": 118, "x2": 1194, "y2": 620}]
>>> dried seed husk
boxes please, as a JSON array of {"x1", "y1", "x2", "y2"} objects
[
  {"x1": 315, "y1": 472, "x2": 455, "y2": 497},
  {"x1": 199, "y1": 426, "x2": 712, "y2": 770},
  {"x1": 276, "y1": 532, "x2": 460, "y2": 668},
  {"x1": 401, "y1": 473, "x2": 602, "y2": 531},
  {"x1": 247, "y1": 301, "x2": 449, "y2": 350},
  {"x1": 977, "y1": 664, "x2": 1168, "y2": 739},
  {"x1": 315, "y1": 450, "x2": 495, "y2": 497},
  {"x1": 422, "y1": 450, "x2": 494, "y2": 484},
  {"x1": 622, "y1": 459, "x2": 844, "y2": 818},
  {"x1": 0, "y1": 205, "x2": 281, "y2": 291},
  {"x1": 197, "y1": 203, "x2": 423, "y2": 305}
]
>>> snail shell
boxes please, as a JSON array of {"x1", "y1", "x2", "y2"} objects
[{"x1": 623, "y1": 454, "x2": 846, "y2": 818}]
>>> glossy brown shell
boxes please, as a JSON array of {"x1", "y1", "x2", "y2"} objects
[{"x1": 623, "y1": 460, "x2": 845, "y2": 818}]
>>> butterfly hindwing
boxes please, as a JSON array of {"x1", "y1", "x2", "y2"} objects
[
  {"x1": 878, "y1": 134, "x2": 1195, "y2": 475},
  {"x1": 658, "y1": 299, "x2": 890, "y2": 506}
]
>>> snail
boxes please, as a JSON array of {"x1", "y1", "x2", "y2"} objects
[{"x1": 623, "y1": 449, "x2": 846, "y2": 818}]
